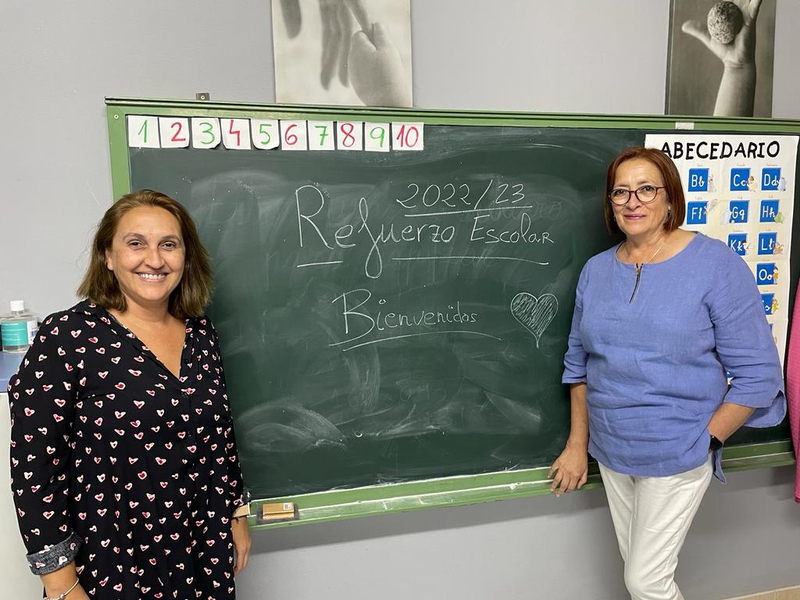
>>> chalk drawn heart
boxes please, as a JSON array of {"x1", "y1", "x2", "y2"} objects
[{"x1": 510, "y1": 292, "x2": 558, "y2": 348}]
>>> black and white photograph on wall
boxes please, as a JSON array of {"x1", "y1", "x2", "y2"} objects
[
  {"x1": 666, "y1": 0, "x2": 776, "y2": 117},
  {"x1": 272, "y1": 0, "x2": 413, "y2": 107}
]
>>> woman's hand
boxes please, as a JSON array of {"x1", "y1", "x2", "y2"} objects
[
  {"x1": 549, "y1": 383, "x2": 590, "y2": 497},
  {"x1": 231, "y1": 517, "x2": 252, "y2": 576},
  {"x1": 548, "y1": 441, "x2": 588, "y2": 497}
]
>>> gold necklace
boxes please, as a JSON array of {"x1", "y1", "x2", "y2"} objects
[
  {"x1": 621, "y1": 239, "x2": 667, "y2": 303},
  {"x1": 621, "y1": 240, "x2": 666, "y2": 274}
]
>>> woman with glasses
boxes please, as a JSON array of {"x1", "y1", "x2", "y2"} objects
[{"x1": 548, "y1": 147, "x2": 785, "y2": 600}]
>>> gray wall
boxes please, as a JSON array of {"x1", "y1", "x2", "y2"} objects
[{"x1": 1, "y1": 1, "x2": 799, "y2": 598}]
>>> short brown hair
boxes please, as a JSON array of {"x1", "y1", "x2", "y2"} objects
[
  {"x1": 77, "y1": 190, "x2": 212, "y2": 319},
  {"x1": 603, "y1": 147, "x2": 686, "y2": 234}
]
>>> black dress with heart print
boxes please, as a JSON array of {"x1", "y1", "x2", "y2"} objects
[{"x1": 8, "y1": 300, "x2": 248, "y2": 599}]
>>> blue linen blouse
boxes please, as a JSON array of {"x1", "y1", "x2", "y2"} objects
[{"x1": 562, "y1": 233, "x2": 785, "y2": 480}]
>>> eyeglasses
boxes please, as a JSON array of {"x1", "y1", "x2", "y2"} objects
[{"x1": 609, "y1": 185, "x2": 665, "y2": 205}]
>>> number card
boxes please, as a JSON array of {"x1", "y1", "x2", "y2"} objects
[
  {"x1": 392, "y1": 122, "x2": 424, "y2": 151},
  {"x1": 159, "y1": 118, "x2": 190, "y2": 148},
  {"x1": 337, "y1": 121, "x2": 363, "y2": 151},
  {"x1": 308, "y1": 121, "x2": 335, "y2": 151},
  {"x1": 364, "y1": 123, "x2": 390, "y2": 153},
  {"x1": 251, "y1": 119, "x2": 279, "y2": 150},
  {"x1": 127, "y1": 116, "x2": 160, "y2": 148},
  {"x1": 191, "y1": 118, "x2": 222, "y2": 149},
  {"x1": 280, "y1": 120, "x2": 309, "y2": 151},
  {"x1": 221, "y1": 118, "x2": 252, "y2": 150}
]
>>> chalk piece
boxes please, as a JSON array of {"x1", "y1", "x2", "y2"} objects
[{"x1": 258, "y1": 501, "x2": 299, "y2": 524}]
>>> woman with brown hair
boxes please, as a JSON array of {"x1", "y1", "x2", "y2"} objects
[
  {"x1": 9, "y1": 189, "x2": 251, "y2": 599},
  {"x1": 548, "y1": 147, "x2": 784, "y2": 599}
]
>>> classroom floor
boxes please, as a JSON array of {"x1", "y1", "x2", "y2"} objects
[{"x1": 729, "y1": 586, "x2": 800, "y2": 600}]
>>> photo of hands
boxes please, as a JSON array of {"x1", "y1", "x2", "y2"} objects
[
  {"x1": 272, "y1": 0, "x2": 413, "y2": 107},
  {"x1": 666, "y1": 0, "x2": 776, "y2": 117}
]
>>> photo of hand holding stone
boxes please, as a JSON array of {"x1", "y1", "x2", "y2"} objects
[
  {"x1": 349, "y1": 21, "x2": 412, "y2": 106},
  {"x1": 279, "y1": 0, "x2": 357, "y2": 91},
  {"x1": 681, "y1": 0, "x2": 762, "y2": 116},
  {"x1": 273, "y1": 0, "x2": 413, "y2": 107}
]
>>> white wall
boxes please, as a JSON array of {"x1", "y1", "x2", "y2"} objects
[
  {"x1": 2, "y1": 1, "x2": 799, "y2": 598},
  {"x1": 236, "y1": 466, "x2": 800, "y2": 600}
]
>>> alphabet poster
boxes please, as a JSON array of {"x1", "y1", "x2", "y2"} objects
[{"x1": 646, "y1": 134, "x2": 798, "y2": 364}]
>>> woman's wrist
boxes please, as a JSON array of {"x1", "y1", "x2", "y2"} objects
[
  {"x1": 40, "y1": 560, "x2": 81, "y2": 599},
  {"x1": 565, "y1": 438, "x2": 587, "y2": 452},
  {"x1": 44, "y1": 578, "x2": 80, "y2": 600},
  {"x1": 232, "y1": 502, "x2": 251, "y2": 519}
]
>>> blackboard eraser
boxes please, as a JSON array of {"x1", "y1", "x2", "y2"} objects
[{"x1": 258, "y1": 501, "x2": 299, "y2": 524}]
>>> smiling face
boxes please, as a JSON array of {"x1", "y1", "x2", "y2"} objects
[
  {"x1": 104, "y1": 206, "x2": 186, "y2": 314},
  {"x1": 611, "y1": 157, "x2": 671, "y2": 243}
]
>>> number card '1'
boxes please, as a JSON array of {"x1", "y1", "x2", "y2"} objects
[
  {"x1": 392, "y1": 122, "x2": 424, "y2": 151},
  {"x1": 127, "y1": 116, "x2": 160, "y2": 148}
]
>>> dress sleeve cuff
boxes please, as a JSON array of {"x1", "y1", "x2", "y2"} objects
[
  {"x1": 231, "y1": 485, "x2": 252, "y2": 516},
  {"x1": 26, "y1": 532, "x2": 81, "y2": 575},
  {"x1": 743, "y1": 390, "x2": 787, "y2": 428}
]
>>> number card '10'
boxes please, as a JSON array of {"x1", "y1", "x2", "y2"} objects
[{"x1": 127, "y1": 116, "x2": 424, "y2": 153}]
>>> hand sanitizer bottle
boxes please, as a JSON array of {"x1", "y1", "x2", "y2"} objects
[{"x1": 0, "y1": 300, "x2": 39, "y2": 353}]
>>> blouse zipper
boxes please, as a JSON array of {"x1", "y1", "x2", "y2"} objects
[{"x1": 629, "y1": 263, "x2": 642, "y2": 303}]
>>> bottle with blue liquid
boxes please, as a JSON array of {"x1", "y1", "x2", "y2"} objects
[{"x1": 0, "y1": 300, "x2": 39, "y2": 353}]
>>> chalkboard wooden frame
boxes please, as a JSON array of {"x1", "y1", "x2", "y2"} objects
[{"x1": 107, "y1": 98, "x2": 797, "y2": 528}]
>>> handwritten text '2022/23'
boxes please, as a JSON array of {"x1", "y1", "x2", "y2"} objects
[{"x1": 295, "y1": 180, "x2": 560, "y2": 279}]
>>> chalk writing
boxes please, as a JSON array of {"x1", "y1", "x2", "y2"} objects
[
  {"x1": 295, "y1": 182, "x2": 556, "y2": 279},
  {"x1": 510, "y1": 292, "x2": 559, "y2": 348},
  {"x1": 329, "y1": 289, "x2": 499, "y2": 352}
]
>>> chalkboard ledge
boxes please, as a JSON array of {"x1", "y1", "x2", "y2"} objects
[{"x1": 247, "y1": 441, "x2": 794, "y2": 529}]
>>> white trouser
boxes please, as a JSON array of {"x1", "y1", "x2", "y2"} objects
[{"x1": 598, "y1": 456, "x2": 713, "y2": 600}]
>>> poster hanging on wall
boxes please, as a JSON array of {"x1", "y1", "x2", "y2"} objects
[
  {"x1": 646, "y1": 133, "x2": 798, "y2": 364},
  {"x1": 665, "y1": 0, "x2": 776, "y2": 117},
  {"x1": 271, "y1": 0, "x2": 413, "y2": 107}
]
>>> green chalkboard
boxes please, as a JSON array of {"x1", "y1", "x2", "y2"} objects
[{"x1": 107, "y1": 100, "x2": 796, "y2": 525}]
